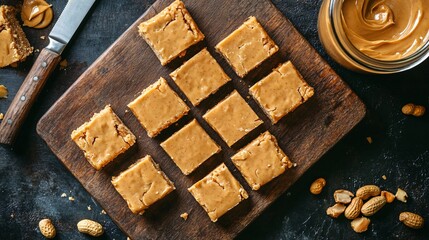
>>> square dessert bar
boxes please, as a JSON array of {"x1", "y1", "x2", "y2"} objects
[
  {"x1": 0, "y1": 6, "x2": 33, "y2": 68},
  {"x1": 128, "y1": 77, "x2": 189, "y2": 138},
  {"x1": 138, "y1": 0, "x2": 205, "y2": 65},
  {"x1": 112, "y1": 155, "x2": 175, "y2": 215},
  {"x1": 161, "y1": 119, "x2": 220, "y2": 175},
  {"x1": 170, "y1": 48, "x2": 231, "y2": 106},
  {"x1": 231, "y1": 131, "x2": 293, "y2": 190},
  {"x1": 71, "y1": 105, "x2": 136, "y2": 170},
  {"x1": 215, "y1": 16, "x2": 278, "y2": 78},
  {"x1": 188, "y1": 163, "x2": 248, "y2": 222},
  {"x1": 249, "y1": 61, "x2": 314, "y2": 124},
  {"x1": 203, "y1": 90, "x2": 263, "y2": 146}
]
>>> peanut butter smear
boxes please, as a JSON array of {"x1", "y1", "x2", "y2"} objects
[
  {"x1": 342, "y1": 0, "x2": 429, "y2": 60},
  {"x1": 21, "y1": 0, "x2": 53, "y2": 29}
]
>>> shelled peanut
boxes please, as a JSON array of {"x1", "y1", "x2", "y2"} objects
[
  {"x1": 351, "y1": 217, "x2": 370, "y2": 233},
  {"x1": 326, "y1": 203, "x2": 346, "y2": 218},
  {"x1": 310, "y1": 178, "x2": 326, "y2": 195},
  {"x1": 402, "y1": 103, "x2": 425, "y2": 117}
]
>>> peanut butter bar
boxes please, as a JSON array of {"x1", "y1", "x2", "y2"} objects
[
  {"x1": 188, "y1": 163, "x2": 248, "y2": 222},
  {"x1": 0, "y1": 6, "x2": 33, "y2": 68},
  {"x1": 71, "y1": 105, "x2": 136, "y2": 170},
  {"x1": 215, "y1": 16, "x2": 278, "y2": 78},
  {"x1": 231, "y1": 131, "x2": 292, "y2": 190},
  {"x1": 128, "y1": 77, "x2": 189, "y2": 138},
  {"x1": 161, "y1": 119, "x2": 220, "y2": 175},
  {"x1": 112, "y1": 155, "x2": 175, "y2": 215},
  {"x1": 203, "y1": 90, "x2": 263, "y2": 146},
  {"x1": 249, "y1": 61, "x2": 314, "y2": 124},
  {"x1": 170, "y1": 48, "x2": 231, "y2": 106},
  {"x1": 138, "y1": 0, "x2": 205, "y2": 65}
]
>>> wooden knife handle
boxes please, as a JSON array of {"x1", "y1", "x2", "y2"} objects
[{"x1": 0, "y1": 48, "x2": 61, "y2": 145}]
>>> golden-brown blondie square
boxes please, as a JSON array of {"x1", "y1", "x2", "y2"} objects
[
  {"x1": 112, "y1": 155, "x2": 175, "y2": 214},
  {"x1": 188, "y1": 163, "x2": 248, "y2": 222},
  {"x1": 215, "y1": 16, "x2": 278, "y2": 78},
  {"x1": 161, "y1": 119, "x2": 220, "y2": 175},
  {"x1": 170, "y1": 48, "x2": 230, "y2": 106},
  {"x1": 138, "y1": 0, "x2": 205, "y2": 65},
  {"x1": 71, "y1": 105, "x2": 136, "y2": 170},
  {"x1": 0, "y1": 6, "x2": 33, "y2": 68},
  {"x1": 249, "y1": 61, "x2": 314, "y2": 123},
  {"x1": 231, "y1": 131, "x2": 292, "y2": 190},
  {"x1": 128, "y1": 77, "x2": 189, "y2": 138},
  {"x1": 203, "y1": 90, "x2": 263, "y2": 146}
]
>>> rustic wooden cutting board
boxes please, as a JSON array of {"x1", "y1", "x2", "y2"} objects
[{"x1": 37, "y1": 0, "x2": 366, "y2": 239}]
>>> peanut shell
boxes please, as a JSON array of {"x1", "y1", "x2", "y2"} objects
[
  {"x1": 361, "y1": 196, "x2": 386, "y2": 216},
  {"x1": 356, "y1": 185, "x2": 380, "y2": 200},
  {"x1": 399, "y1": 212, "x2": 424, "y2": 229},
  {"x1": 345, "y1": 197, "x2": 363, "y2": 220}
]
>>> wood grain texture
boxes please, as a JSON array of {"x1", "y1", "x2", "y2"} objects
[
  {"x1": 36, "y1": 0, "x2": 365, "y2": 239},
  {"x1": 0, "y1": 48, "x2": 61, "y2": 145}
]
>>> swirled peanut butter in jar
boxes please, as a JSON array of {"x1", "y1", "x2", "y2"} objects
[
  {"x1": 342, "y1": 0, "x2": 429, "y2": 60},
  {"x1": 21, "y1": 0, "x2": 53, "y2": 29},
  {"x1": 318, "y1": 0, "x2": 429, "y2": 73}
]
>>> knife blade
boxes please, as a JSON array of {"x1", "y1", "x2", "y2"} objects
[
  {"x1": 0, "y1": 0, "x2": 96, "y2": 145},
  {"x1": 48, "y1": 0, "x2": 96, "y2": 54}
]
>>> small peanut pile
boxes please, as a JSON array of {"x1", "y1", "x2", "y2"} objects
[
  {"x1": 38, "y1": 218, "x2": 104, "y2": 238},
  {"x1": 320, "y1": 184, "x2": 425, "y2": 233}
]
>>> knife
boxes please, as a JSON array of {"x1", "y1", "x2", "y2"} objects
[{"x1": 0, "y1": 0, "x2": 96, "y2": 145}]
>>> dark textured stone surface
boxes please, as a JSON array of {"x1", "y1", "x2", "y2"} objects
[{"x1": 0, "y1": 0, "x2": 428, "y2": 239}]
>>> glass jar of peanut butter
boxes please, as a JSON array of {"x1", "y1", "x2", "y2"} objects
[{"x1": 318, "y1": 0, "x2": 429, "y2": 74}]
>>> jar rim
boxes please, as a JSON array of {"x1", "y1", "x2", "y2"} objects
[{"x1": 328, "y1": 0, "x2": 429, "y2": 73}]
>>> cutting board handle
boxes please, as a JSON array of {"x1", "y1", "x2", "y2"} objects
[{"x1": 0, "y1": 48, "x2": 61, "y2": 145}]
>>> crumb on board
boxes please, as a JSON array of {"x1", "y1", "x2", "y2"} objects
[
  {"x1": 60, "y1": 193, "x2": 67, "y2": 198},
  {"x1": 366, "y1": 137, "x2": 373, "y2": 144},
  {"x1": 293, "y1": 163, "x2": 298, "y2": 168},
  {"x1": 180, "y1": 212, "x2": 189, "y2": 220},
  {"x1": 59, "y1": 59, "x2": 68, "y2": 70},
  {"x1": 10, "y1": 213, "x2": 14, "y2": 218},
  {"x1": 35, "y1": 49, "x2": 40, "y2": 53},
  {"x1": 68, "y1": 196, "x2": 75, "y2": 201},
  {"x1": 40, "y1": 35, "x2": 46, "y2": 40},
  {"x1": 0, "y1": 113, "x2": 4, "y2": 120},
  {"x1": 87, "y1": 205, "x2": 92, "y2": 211},
  {"x1": 382, "y1": 175, "x2": 387, "y2": 180},
  {"x1": 100, "y1": 210, "x2": 106, "y2": 215}
]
